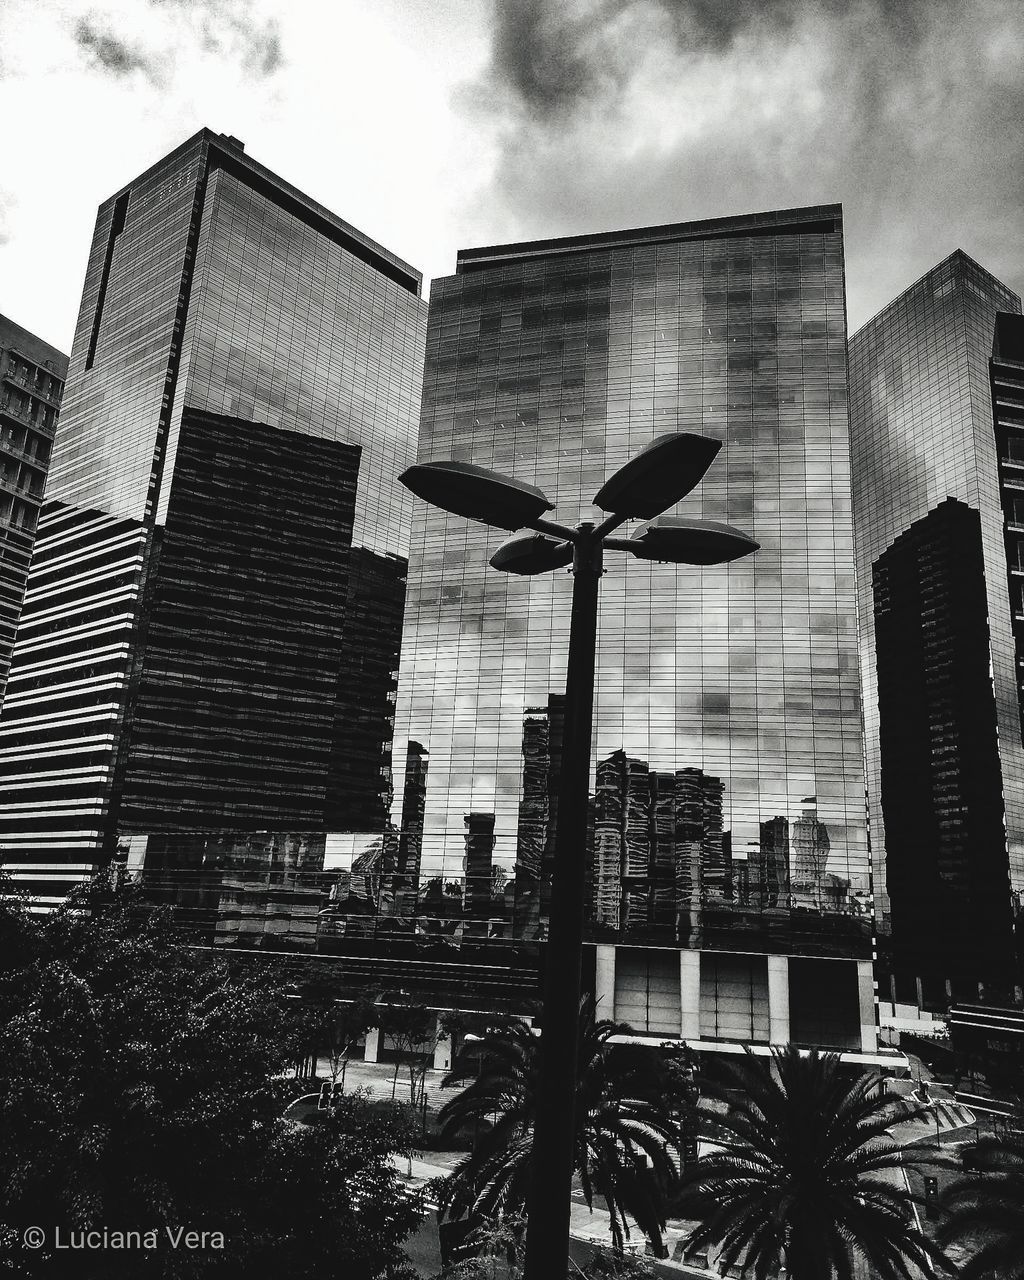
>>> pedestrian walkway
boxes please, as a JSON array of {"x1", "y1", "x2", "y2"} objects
[
  {"x1": 312, "y1": 1055, "x2": 457, "y2": 1112},
  {"x1": 890, "y1": 1094, "x2": 976, "y2": 1139}
]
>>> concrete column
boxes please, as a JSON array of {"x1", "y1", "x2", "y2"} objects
[
  {"x1": 680, "y1": 949, "x2": 701, "y2": 1040},
  {"x1": 857, "y1": 960, "x2": 878, "y2": 1054},
  {"x1": 433, "y1": 1015, "x2": 452, "y2": 1071},
  {"x1": 767, "y1": 954, "x2": 790, "y2": 1045},
  {"x1": 363, "y1": 1026, "x2": 381, "y2": 1064},
  {"x1": 595, "y1": 944, "x2": 616, "y2": 1020}
]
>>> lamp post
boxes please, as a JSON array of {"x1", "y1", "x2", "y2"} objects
[
  {"x1": 401, "y1": 432, "x2": 757, "y2": 1279},
  {"x1": 463, "y1": 1031, "x2": 486, "y2": 1150}
]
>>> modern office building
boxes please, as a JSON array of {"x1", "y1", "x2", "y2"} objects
[
  {"x1": 0, "y1": 130, "x2": 427, "y2": 913},
  {"x1": 377, "y1": 206, "x2": 882, "y2": 1056},
  {"x1": 0, "y1": 316, "x2": 66, "y2": 698},
  {"x1": 849, "y1": 252, "x2": 1024, "y2": 1008}
]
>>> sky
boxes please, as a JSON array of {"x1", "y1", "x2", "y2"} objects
[{"x1": 1, "y1": 0, "x2": 1021, "y2": 354}]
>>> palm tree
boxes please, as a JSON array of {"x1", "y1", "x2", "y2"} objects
[
  {"x1": 940, "y1": 1129, "x2": 1024, "y2": 1278},
  {"x1": 434, "y1": 1000, "x2": 682, "y2": 1254},
  {"x1": 676, "y1": 1045, "x2": 953, "y2": 1280}
]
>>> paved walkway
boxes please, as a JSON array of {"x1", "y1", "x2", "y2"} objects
[{"x1": 311, "y1": 1055, "x2": 457, "y2": 1111}]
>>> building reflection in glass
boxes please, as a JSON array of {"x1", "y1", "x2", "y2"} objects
[{"x1": 288, "y1": 704, "x2": 861, "y2": 958}]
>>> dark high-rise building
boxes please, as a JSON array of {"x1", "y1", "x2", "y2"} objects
[
  {"x1": 513, "y1": 694, "x2": 564, "y2": 937},
  {"x1": 873, "y1": 499, "x2": 1014, "y2": 1000},
  {"x1": 756, "y1": 816, "x2": 790, "y2": 910},
  {"x1": 0, "y1": 130, "x2": 426, "y2": 914},
  {"x1": 0, "y1": 316, "x2": 67, "y2": 698},
  {"x1": 849, "y1": 251, "x2": 1024, "y2": 1006},
  {"x1": 462, "y1": 810, "x2": 496, "y2": 924},
  {"x1": 383, "y1": 206, "x2": 878, "y2": 1056}
]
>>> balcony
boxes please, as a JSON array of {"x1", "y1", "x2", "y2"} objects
[{"x1": 1, "y1": 369, "x2": 62, "y2": 408}]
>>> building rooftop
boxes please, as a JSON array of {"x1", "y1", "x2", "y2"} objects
[
  {"x1": 96, "y1": 128, "x2": 422, "y2": 296},
  {"x1": 456, "y1": 204, "x2": 843, "y2": 274}
]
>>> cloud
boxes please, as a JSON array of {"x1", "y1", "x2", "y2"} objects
[
  {"x1": 455, "y1": 0, "x2": 1024, "y2": 328},
  {"x1": 483, "y1": 0, "x2": 631, "y2": 117},
  {"x1": 71, "y1": 0, "x2": 284, "y2": 85},
  {"x1": 478, "y1": 0, "x2": 935, "y2": 120},
  {"x1": 159, "y1": 0, "x2": 284, "y2": 74},
  {"x1": 74, "y1": 17, "x2": 159, "y2": 78}
]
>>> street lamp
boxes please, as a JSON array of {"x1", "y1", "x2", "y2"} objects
[{"x1": 400, "y1": 432, "x2": 757, "y2": 1280}]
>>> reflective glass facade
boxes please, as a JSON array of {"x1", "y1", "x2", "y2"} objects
[
  {"x1": 377, "y1": 208, "x2": 876, "y2": 1048},
  {"x1": 0, "y1": 316, "x2": 66, "y2": 698},
  {"x1": 849, "y1": 252, "x2": 1024, "y2": 1004},
  {"x1": 0, "y1": 130, "x2": 426, "y2": 908}
]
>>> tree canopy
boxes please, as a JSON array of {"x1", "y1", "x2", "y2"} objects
[
  {"x1": 435, "y1": 1000, "x2": 683, "y2": 1255},
  {"x1": 677, "y1": 1046, "x2": 952, "y2": 1280},
  {"x1": 940, "y1": 1128, "x2": 1024, "y2": 1279},
  {"x1": 0, "y1": 875, "x2": 423, "y2": 1278}
]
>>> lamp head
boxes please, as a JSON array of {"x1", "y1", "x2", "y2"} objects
[
  {"x1": 400, "y1": 460, "x2": 554, "y2": 531},
  {"x1": 621, "y1": 515, "x2": 759, "y2": 565},
  {"x1": 592, "y1": 433, "x2": 721, "y2": 519},
  {"x1": 489, "y1": 529, "x2": 574, "y2": 575}
]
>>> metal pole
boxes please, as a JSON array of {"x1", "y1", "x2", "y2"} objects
[{"x1": 523, "y1": 523, "x2": 602, "y2": 1280}]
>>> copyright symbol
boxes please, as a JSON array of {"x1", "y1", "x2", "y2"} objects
[{"x1": 23, "y1": 1227, "x2": 45, "y2": 1249}]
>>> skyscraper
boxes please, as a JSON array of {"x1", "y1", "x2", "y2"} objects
[
  {"x1": 0, "y1": 130, "x2": 426, "y2": 913},
  {"x1": 384, "y1": 206, "x2": 879, "y2": 1055},
  {"x1": 849, "y1": 251, "x2": 1024, "y2": 1006},
  {"x1": 0, "y1": 316, "x2": 66, "y2": 698}
]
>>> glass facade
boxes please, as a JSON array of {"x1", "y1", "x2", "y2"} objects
[
  {"x1": 849, "y1": 251, "x2": 1024, "y2": 1004},
  {"x1": 0, "y1": 130, "x2": 427, "y2": 909},
  {"x1": 0, "y1": 316, "x2": 67, "y2": 698},
  {"x1": 375, "y1": 207, "x2": 876, "y2": 1048}
]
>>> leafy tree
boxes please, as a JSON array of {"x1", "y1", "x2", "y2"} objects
[
  {"x1": 244, "y1": 1093, "x2": 425, "y2": 1279},
  {"x1": 579, "y1": 1246, "x2": 656, "y2": 1277},
  {"x1": 0, "y1": 874, "x2": 424, "y2": 1278},
  {"x1": 434, "y1": 1212, "x2": 526, "y2": 1278},
  {"x1": 376, "y1": 991, "x2": 439, "y2": 1104},
  {"x1": 324, "y1": 992, "x2": 380, "y2": 1089},
  {"x1": 676, "y1": 1045, "x2": 953, "y2": 1280},
  {"x1": 940, "y1": 1129, "x2": 1024, "y2": 1278},
  {"x1": 435, "y1": 1000, "x2": 679, "y2": 1255}
]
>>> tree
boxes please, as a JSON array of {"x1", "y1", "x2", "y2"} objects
[
  {"x1": 245, "y1": 1093, "x2": 425, "y2": 1279},
  {"x1": 676, "y1": 1045, "x2": 954, "y2": 1280},
  {"x1": 375, "y1": 991, "x2": 439, "y2": 1105},
  {"x1": 324, "y1": 992, "x2": 379, "y2": 1089},
  {"x1": 940, "y1": 1129, "x2": 1024, "y2": 1278},
  {"x1": 431, "y1": 1224, "x2": 654, "y2": 1280},
  {"x1": 435, "y1": 1000, "x2": 680, "y2": 1255},
  {"x1": 579, "y1": 1247, "x2": 656, "y2": 1278},
  {"x1": 434, "y1": 1212, "x2": 527, "y2": 1278},
  {"x1": 0, "y1": 873, "x2": 424, "y2": 1278}
]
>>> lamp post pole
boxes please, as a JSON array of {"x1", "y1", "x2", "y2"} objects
[{"x1": 523, "y1": 523, "x2": 602, "y2": 1276}]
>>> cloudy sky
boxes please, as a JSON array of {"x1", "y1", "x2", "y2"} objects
[{"x1": 1, "y1": 0, "x2": 1021, "y2": 353}]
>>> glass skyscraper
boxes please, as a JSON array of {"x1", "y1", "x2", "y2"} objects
[
  {"x1": 380, "y1": 207, "x2": 879, "y2": 1054},
  {"x1": 0, "y1": 130, "x2": 426, "y2": 913},
  {"x1": 849, "y1": 251, "x2": 1024, "y2": 1007},
  {"x1": 0, "y1": 315, "x2": 66, "y2": 699}
]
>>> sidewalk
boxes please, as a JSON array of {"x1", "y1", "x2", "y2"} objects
[{"x1": 313, "y1": 1055, "x2": 458, "y2": 1112}]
